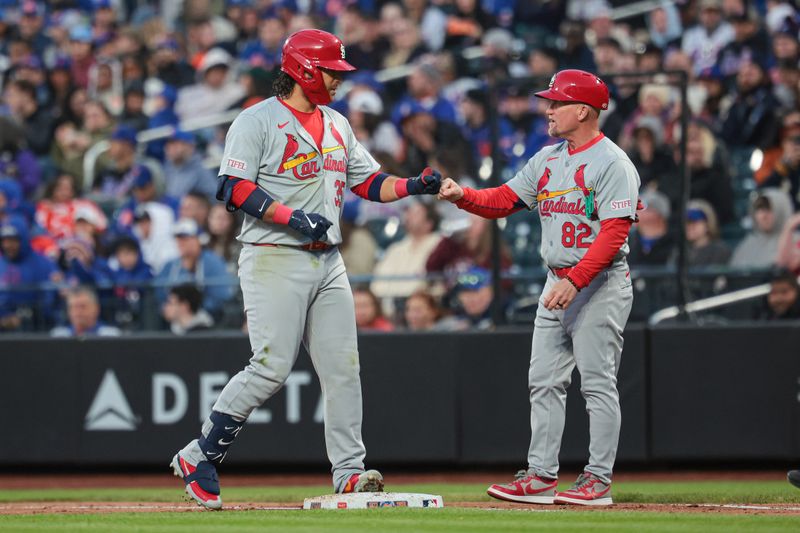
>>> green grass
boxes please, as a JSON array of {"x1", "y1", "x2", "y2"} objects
[
  {"x1": 0, "y1": 509, "x2": 799, "y2": 532},
  {"x1": 2, "y1": 481, "x2": 800, "y2": 532}
]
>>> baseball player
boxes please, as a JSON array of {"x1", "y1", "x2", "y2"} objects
[
  {"x1": 171, "y1": 29, "x2": 442, "y2": 510},
  {"x1": 439, "y1": 70, "x2": 639, "y2": 506}
]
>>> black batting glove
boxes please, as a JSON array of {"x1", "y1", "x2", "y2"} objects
[
  {"x1": 287, "y1": 209, "x2": 333, "y2": 241},
  {"x1": 406, "y1": 167, "x2": 442, "y2": 195}
]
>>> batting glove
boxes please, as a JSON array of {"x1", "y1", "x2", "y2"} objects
[
  {"x1": 287, "y1": 209, "x2": 333, "y2": 242},
  {"x1": 407, "y1": 167, "x2": 442, "y2": 195}
]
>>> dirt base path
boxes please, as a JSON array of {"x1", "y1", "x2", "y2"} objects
[{"x1": 2, "y1": 501, "x2": 800, "y2": 516}]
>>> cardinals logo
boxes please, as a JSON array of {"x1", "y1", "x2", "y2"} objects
[
  {"x1": 537, "y1": 167, "x2": 551, "y2": 197},
  {"x1": 536, "y1": 164, "x2": 595, "y2": 218},
  {"x1": 278, "y1": 133, "x2": 319, "y2": 180}
]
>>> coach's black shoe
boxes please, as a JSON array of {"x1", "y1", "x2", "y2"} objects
[{"x1": 788, "y1": 470, "x2": 800, "y2": 489}]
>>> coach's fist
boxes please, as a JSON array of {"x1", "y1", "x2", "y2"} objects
[
  {"x1": 437, "y1": 178, "x2": 464, "y2": 203},
  {"x1": 407, "y1": 167, "x2": 442, "y2": 195},
  {"x1": 288, "y1": 209, "x2": 333, "y2": 242}
]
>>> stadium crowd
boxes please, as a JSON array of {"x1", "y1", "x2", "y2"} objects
[{"x1": 1, "y1": 0, "x2": 800, "y2": 335}]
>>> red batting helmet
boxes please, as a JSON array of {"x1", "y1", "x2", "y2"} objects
[
  {"x1": 281, "y1": 29, "x2": 356, "y2": 106},
  {"x1": 534, "y1": 69, "x2": 609, "y2": 111}
]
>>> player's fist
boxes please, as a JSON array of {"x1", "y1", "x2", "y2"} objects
[
  {"x1": 288, "y1": 209, "x2": 333, "y2": 241},
  {"x1": 406, "y1": 167, "x2": 442, "y2": 195},
  {"x1": 437, "y1": 178, "x2": 464, "y2": 203}
]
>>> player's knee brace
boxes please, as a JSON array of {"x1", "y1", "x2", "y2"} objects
[{"x1": 198, "y1": 411, "x2": 244, "y2": 464}]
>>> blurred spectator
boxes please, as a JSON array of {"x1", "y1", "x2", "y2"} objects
[
  {"x1": 730, "y1": 189, "x2": 793, "y2": 269},
  {"x1": 152, "y1": 38, "x2": 196, "y2": 89},
  {"x1": 105, "y1": 235, "x2": 153, "y2": 329},
  {"x1": 89, "y1": 60, "x2": 124, "y2": 116},
  {"x1": 627, "y1": 190, "x2": 676, "y2": 267},
  {"x1": 392, "y1": 62, "x2": 458, "y2": 127},
  {"x1": 347, "y1": 87, "x2": 401, "y2": 161},
  {"x1": 717, "y1": 9, "x2": 771, "y2": 79},
  {"x1": 479, "y1": 28, "x2": 525, "y2": 80},
  {"x1": 777, "y1": 212, "x2": 800, "y2": 274},
  {"x1": 443, "y1": 0, "x2": 494, "y2": 51},
  {"x1": 403, "y1": 289, "x2": 443, "y2": 331},
  {"x1": 132, "y1": 203, "x2": 179, "y2": 273},
  {"x1": 95, "y1": 125, "x2": 163, "y2": 202},
  {"x1": 380, "y1": 15, "x2": 428, "y2": 69},
  {"x1": 619, "y1": 84, "x2": 676, "y2": 151},
  {"x1": 120, "y1": 82, "x2": 148, "y2": 131},
  {"x1": 681, "y1": 0, "x2": 735, "y2": 75},
  {"x1": 58, "y1": 233, "x2": 109, "y2": 286},
  {"x1": 162, "y1": 283, "x2": 215, "y2": 334},
  {"x1": 144, "y1": 84, "x2": 180, "y2": 162},
  {"x1": 527, "y1": 47, "x2": 559, "y2": 78},
  {"x1": 353, "y1": 286, "x2": 394, "y2": 331},
  {"x1": 339, "y1": 199, "x2": 378, "y2": 277},
  {"x1": 18, "y1": 1, "x2": 50, "y2": 58},
  {"x1": 238, "y1": 67, "x2": 275, "y2": 109},
  {"x1": 338, "y1": 6, "x2": 389, "y2": 71},
  {"x1": 460, "y1": 88, "x2": 512, "y2": 170},
  {"x1": 50, "y1": 121, "x2": 93, "y2": 185},
  {"x1": 499, "y1": 84, "x2": 552, "y2": 174},
  {"x1": 35, "y1": 173, "x2": 107, "y2": 244},
  {"x1": 50, "y1": 286, "x2": 122, "y2": 337},
  {"x1": 207, "y1": 204, "x2": 242, "y2": 272},
  {"x1": 762, "y1": 124, "x2": 800, "y2": 210},
  {"x1": 402, "y1": 0, "x2": 447, "y2": 53},
  {"x1": 154, "y1": 218, "x2": 234, "y2": 317},
  {"x1": 68, "y1": 25, "x2": 96, "y2": 89},
  {"x1": 0, "y1": 116, "x2": 42, "y2": 198},
  {"x1": 427, "y1": 213, "x2": 513, "y2": 278},
  {"x1": 398, "y1": 104, "x2": 469, "y2": 175},
  {"x1": 175, "y1": 47, "x2": 245, "y2": 122},
  {"x1": 239, "y1": 15, "x2": 286, "y2": 70},
  {"x1": 436, "y1": 266, "x2": 495, "y2": 330},
  {"x1": 0, "y1": 219, "x2": 58, "y2": 332},
  {"x1": 685, "y1": 199, "x2": 731, "y2": 267},
  {"x1": 627, "y1": 116, "x2": 678, "y2": 191},
  {"x1": 163, "y1": 130, "x2": 217, "y2": 200},
  {"x1": 557, "y1": 19, "x2": 596, "y2": 72},
  {"x1": 647, "y1": 1, "x2": 683, "y2": 50},
  {"x1": 592, "y1": 36, "x2": 622, "y2": 76},
  {"x1": 0, "y1": 180, "x2": 32, "y2": 227},
  {"x1": 371, "y1": 200, "x2": 442, "y2": 299},
  {"x1": 720, "y1": 59, "x2": 781, "y2": 149},
  {"x1": 661, "y1": 121, "x2": 735, "y2": 225},
  {"x1": 2, "y1": 78, "x2": 54, "y2": 156},
  {"x1": 759, "y1": 269, "x2": 800, "y2": 320},
  {"x1": 179, "y1": 191, "x2": 212, "y2": 229},
  {"x1": 583, "y1": 1, "x2": 632, "y2": 51}
]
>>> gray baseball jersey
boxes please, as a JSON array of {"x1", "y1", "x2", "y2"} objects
[
  {"x1": 505, "y1": 134, "x2": 638, "y2": 485},
  {"x1": 218, "y1": 96, "x2": 381, "y2": 245},
  {"x1": 506, "y1": 135, "x2": 640, "y2": 268}
]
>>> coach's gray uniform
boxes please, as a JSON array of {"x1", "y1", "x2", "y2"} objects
[
  {"x1": 506, "y1": 135, "x2": 639, "y2": 484},
  {"x1": 211, "y1": 97, "x2": 379, "y2": 491}
]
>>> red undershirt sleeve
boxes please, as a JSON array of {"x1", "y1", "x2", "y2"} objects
[
  {"x1": 230, "y1": 179, "x2": 257, "y2": 208},
  {"x1": 567, "y1": 217, "x2": 633, "y2": 289},
  {"x1": 454, "y1": 185, "x2": 526, "y2": 219}
]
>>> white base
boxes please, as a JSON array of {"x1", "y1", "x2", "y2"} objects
[{"x1": 303, "y1": 492, "x2": 444, "y2": 509}]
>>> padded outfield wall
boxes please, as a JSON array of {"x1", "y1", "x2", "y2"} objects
[{"x1": 1, "y1": 325, "x2": 798, "y2": 466}]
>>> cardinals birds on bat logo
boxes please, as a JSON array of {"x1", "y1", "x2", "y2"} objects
[{"x1": 278, "y1": 133, "x2": 319, "y2": 180}]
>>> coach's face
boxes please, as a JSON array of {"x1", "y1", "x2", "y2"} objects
[{"x1": 545, "y1": 100, "x2": 588, "y2": 138}]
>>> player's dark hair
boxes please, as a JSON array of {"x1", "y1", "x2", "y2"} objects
[
  {"x1": 273, "y1": 71, "x2": 296, "y2": 99},
  {"x1": 170, "y1": 283, "x2": 204, "y2": 314}
]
